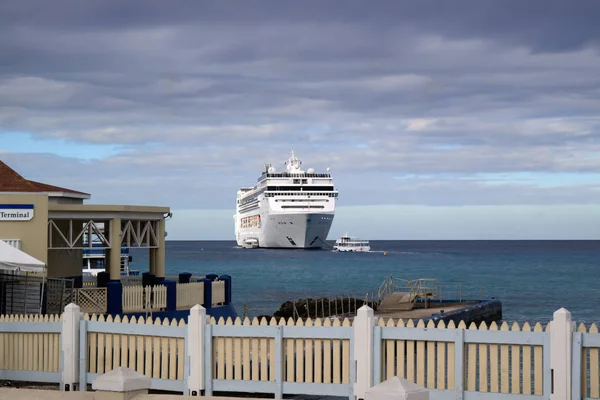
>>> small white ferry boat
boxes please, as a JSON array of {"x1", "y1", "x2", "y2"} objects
[{"x1": 333, "y1": 234, "x2": 371, "y2": 252}]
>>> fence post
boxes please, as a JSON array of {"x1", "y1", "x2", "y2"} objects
[
  {"x1": 354, "y1": 305, "x2": 375, "y2": 400},
  {"x1": 61, "y1": 303, "x2": 82, "y2": 391},
  {"x1": 187, "y1": 304, "x2": 206, "y2": 396},
  {"x1": 200, "y1": 278, "x2": 212, "y2": 310},
  {"x1": 164, "y1": 280, "x2": 177, "y2": 312},
  {"x1": 550, "y1": 308, "x2": 574, "y2": 400},
  {"x1": 219, "y1": 275, "x2": 232, "y2": 305}
]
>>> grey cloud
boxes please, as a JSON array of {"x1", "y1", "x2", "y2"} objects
[
  {"x1": 1, "y1": 1, "x2": 599, "y2": 52},
  {"x1": 2, "y1": 151, "x2": 599, "y2": 210},
  {"x1": 1, "y1": 0, "x2": 599, "y2": 210}
]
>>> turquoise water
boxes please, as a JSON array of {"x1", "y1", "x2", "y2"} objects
[{"x1": 130, "y1": 240, "x2": 600, "y2": 324}]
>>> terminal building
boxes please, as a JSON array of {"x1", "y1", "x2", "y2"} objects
[
  {"x1": 0, "y1": 160, "x2": 235, "y2": 319},
  {"x1": 0, "y1": 159, "x2": 170, "y2": 283}
]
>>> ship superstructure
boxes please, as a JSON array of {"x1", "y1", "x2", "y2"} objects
[{"x1": 234, "y1": 151, "x2": 338, "y2": 248}]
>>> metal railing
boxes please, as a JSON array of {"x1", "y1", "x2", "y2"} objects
[
  {"x1": 377, "y1": 276, "x2": 440, "y2": 304},
  {"x1": 377, "y1": 276, "x2": 493, "y2": 306}
]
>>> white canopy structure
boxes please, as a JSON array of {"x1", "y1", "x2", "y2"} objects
[{"x1": 0, "y1": 240, "x2": 46, "y2": 273}]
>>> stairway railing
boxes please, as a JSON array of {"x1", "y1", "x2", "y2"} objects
[{"x1": 378, "y1": 276, "x2": 440, "y2": 306}]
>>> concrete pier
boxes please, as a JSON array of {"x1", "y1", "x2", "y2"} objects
[{"x1": 375, "y1": 298, "x2": 502, "y2": 326}]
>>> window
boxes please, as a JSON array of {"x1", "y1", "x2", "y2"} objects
[{"x1": 240, "y1": 214, "x2": 261, "y2": 228}]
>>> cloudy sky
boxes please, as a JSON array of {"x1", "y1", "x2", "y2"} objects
[{"x1": 1, "y1": 0, "x2": 600, "y2": 239}]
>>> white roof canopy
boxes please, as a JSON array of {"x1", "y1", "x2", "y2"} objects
[{"x1": 0, "y1": 240, "x2": 46, "y2": 273}]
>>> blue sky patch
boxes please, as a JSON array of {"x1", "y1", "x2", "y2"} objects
[{"x1": 2, "y1": 132, "x2": 122, "y2": 160}]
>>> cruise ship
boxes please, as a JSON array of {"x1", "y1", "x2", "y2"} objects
[{"x1": 234, "y1": 151, "x2": 338, "y2": 249}]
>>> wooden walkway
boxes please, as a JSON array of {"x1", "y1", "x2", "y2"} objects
[{"x1": 377, "y1": 292, "x2": 415, "y2": 312}]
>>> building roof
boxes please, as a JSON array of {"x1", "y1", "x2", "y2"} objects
[{"x1": 0, "y1": 160, "x2": 90, "y2": 197}]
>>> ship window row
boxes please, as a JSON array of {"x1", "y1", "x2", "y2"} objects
[
  {"x1": 239, "y1": 193, "x2": 261, "y2": 203},
  {"x1": 238, "y1": 189, "x2": 266, "y2": 204},
  {"x1": 281, "y1": 205, "x2": 325, "y2": 209},
  {"x1": 264, "y1": 192, "x2": 338, "y2": 198},
  {"x1": 239, "y1": 199, "x2": 258, "y2": 207},
  {"x1": 239, "y1": 204, "x2": 260, "y2": 214},
  {"x1": 275, "y1": 199, "x2": 329, "y2": 202},
  {"x1": 240, "y1": 190, "x2": 338, "y2": 204},
  {"x1": 239, "y1": 202, "x2": 260, "y2": 211},
  {"x1": 336, "y1": 242, "x2": 369, "y2": 246},
  {"x1": 240, "y1": 214, "x2": 261, "y2": 229},
  {"x1": 262, "y1": 173, "x2": 331, "y2": 178},
  {"x1": 267, "y1": 185, "x2": 334, "y2": 191}
]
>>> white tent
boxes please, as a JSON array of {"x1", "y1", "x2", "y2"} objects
[{"x1": 0, "y1": 239, "x2": 46, "y2": 273}]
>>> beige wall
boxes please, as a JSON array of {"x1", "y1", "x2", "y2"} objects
[
  {"x1": 46, "y1": 218, "x2": 82, "y2": 278},
  {"x1": 0, "y1": 193, "x2": 49, "y2": 264}
]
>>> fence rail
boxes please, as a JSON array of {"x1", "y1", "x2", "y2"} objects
[
  {"x1": 0, "y1": 314, "x2": 62, "y2": 383},
  {"x1": 0, "y1": 305, "x2": 599, "y2": 400}
]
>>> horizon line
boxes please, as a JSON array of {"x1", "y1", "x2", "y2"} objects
[{"x1": 163, "y1": 238, "x2": 599, "y2": 241}]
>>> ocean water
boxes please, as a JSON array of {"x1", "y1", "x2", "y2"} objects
[{"x1": 130, "y1": 240, "x2": 600, "y2": 324}]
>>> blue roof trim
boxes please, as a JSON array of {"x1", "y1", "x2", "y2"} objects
[{"x1": 0, "y1": 204, "x2": 34, "y2": 209}]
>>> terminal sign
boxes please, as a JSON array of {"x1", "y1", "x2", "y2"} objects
[{"x1": 0, "y1": 204, "x2": 34, "y2": 221}]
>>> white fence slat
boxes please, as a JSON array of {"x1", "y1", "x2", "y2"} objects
[
  {"x1": 436, "y1": 321, "x2": 446, "y2": 389},
  {"x1": 511, "y1": 322, "x2": 521, "y2": 394},
  {"x1": 305, "y1": 319, "x2": 313, "y2": 384},
  {"x1": 533, "y1": 322, "x2": 543, "y2": 395},
  {"x1": 500, "y1": 322, "x2": 510, "y2": 393}
]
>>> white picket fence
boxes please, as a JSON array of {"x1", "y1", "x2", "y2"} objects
[
  {"x1": 375, "y1": 318, "x2": 548, "y2": 393},
  {"x1": 176, "y1": 282, "x2": 204, "y2": 310},
  {"x1": 0, "y1": 304, "x2": 599, "y2": 400},
  {"x1": 122, "y1": 281, "x2": 223, "y2": 313},
  {"x1": 0, "y1": 314, "x2": 62, "y2": 383},
  {"x1": 212, "y1": 280, "x2": 226, "y2": 305},
  {"x1": 122, "y1": 284, "x2": 167, "y2": 312}
]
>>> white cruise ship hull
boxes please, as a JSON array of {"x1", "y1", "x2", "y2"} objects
[
  {"x1": 237, "y1": 212, "x2": 334, "y2": 249},
  {"x1": 235, "y1": 151, "x2": 338, "y2": 249}
]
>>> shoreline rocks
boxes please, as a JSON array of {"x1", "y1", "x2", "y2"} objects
[{"x1": 263, "y1": 297, "x2": 378, "y2": 321}]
